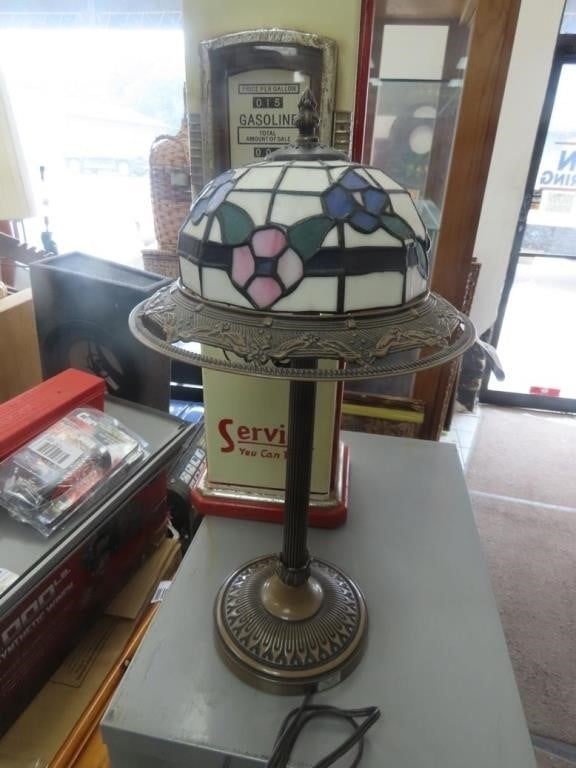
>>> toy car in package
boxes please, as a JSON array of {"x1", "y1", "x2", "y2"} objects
[{"x1": 0, "y1": 408, "x2": 147, "y2": 536}]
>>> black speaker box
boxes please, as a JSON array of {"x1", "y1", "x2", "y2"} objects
[{"x1": 30, "y1": 252, "x2": 172, "y2": 410}]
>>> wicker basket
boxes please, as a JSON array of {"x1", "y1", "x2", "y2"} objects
[
  {"x1": 149, "y1": 120, "x2": 192, "y2": 253},
  {"x1": 142, "y1": 249, "x2": 180, "y2": 279}
]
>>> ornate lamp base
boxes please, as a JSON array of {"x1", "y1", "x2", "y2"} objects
[{"x1": 214, "y1": 554, "x2": 368, "y2": 694}]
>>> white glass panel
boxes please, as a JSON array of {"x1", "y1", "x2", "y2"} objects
[
  {"x1": 208, "y1": 216, "x2": 222, "y2": 243},
  {"x1": 182, "y1": 217, "x2": 207, "y2": 239},
  {"x1": 279, "y1": 167, "x2": 330, "y2": 192},
  {"x1": 363, "y1": 168, "x2": 403, "y2": 190},
  {"x1": 390, "y1": 193, "x2": 427, "y2": 239},
  {"x1": 179, "y1": 257, "x2": 201, "y2": 293},
  {"x1": 321, "y1": 227, "x2": 339, "y2": 247},
  {"x1": 227, "y1": 191, "x2": 272, "y2": 227},
  {"x1": 404, "y1": 265, "x2": 428, "y2": 301},
  {"x1": 234, "y1": 166, "x2": 284, "y2": 190},
  {"x1": 344, "y1": 272, "x2": 404, "y2": 311},
  {"x1": 290, "y1": 162, "x2": 329, "y2": 167},
  {"x1": 270, "y1": 193, "x2": 323, "y2": 225},
  {"x1": 343, "y1": 223, "x2": 402, "y2": 248},
  {"x1": 202, "y1": 267, "x2": 252, "y2": 308},
  {"x1": 273, "y1": 277, "x2": 338, "y2": 312},
  {"x1": 328, "y1": 165, "x2": 349, "y2": 182}
]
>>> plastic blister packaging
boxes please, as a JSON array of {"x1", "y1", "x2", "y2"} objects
[{"x1": 0, "y1": 408, "x2": 148, "y2": 536}]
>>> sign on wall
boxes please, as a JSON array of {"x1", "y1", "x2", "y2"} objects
[
  {"x1": 199, "y1": 28, "x2": 337, "y2": 182},
  {"x1": 227, "y1": 70, "x2": 310, "y2": 166}
]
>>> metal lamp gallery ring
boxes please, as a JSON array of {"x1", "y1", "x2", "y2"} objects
[{"x1": 129, "y1": 283, "x2": 475, "y2": 380}]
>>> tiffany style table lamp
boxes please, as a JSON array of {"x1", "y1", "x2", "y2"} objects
[{"x1": 130, "y1": 91, "x2": 475, "y2": 694}]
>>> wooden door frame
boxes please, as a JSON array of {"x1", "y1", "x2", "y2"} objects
[
  {"x1": 353, "y1": 0, "x2": 520, "y2": 439},
  {"x1": 410, "y1": 0, "x2": 521, "y2": 438}
]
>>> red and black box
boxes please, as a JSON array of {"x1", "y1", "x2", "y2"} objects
[{"x1": 0, "y1": 396, "x2": 194, "y2": 735}]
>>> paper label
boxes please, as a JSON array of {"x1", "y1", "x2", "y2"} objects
[
  {"x1": 151, "y1": 580, "x2": 172, "y2": 604},
  {"x1": 0, "y1": 568, "x2": 18, "y2": 595},
  {"x1": 29, "y1": 437, "x2": 83, "y2": 469}
]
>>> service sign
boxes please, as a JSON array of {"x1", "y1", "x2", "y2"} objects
[
  {"x1": 227, "y1": 69, "x2": 311, "y2": 166},
  {"x1": 202, "y1": 347, "x2": 337, "y2": 497}
]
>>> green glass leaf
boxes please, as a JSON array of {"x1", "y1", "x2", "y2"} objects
[
  {"x1": 216, "y1": 202, "x2": 254, "y2": 245},
  {"x1": 381, "y1": 214, "x2": 415, "y2": 242},
  {"x1": 288, "y1": 216, "x2": 335, "y2": 261}
]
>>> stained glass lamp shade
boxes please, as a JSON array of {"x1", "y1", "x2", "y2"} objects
[
  {"x1": 179, "y1": 160, "x2": 429, "y2": 314},
  {"x1": 130, "y1": 91, "x2": 475, "y2": 693}
]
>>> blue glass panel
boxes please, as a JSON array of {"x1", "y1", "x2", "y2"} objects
[
  {"x1": 340, "y1": 170, "x2": 369, "y2": 191},
  {"x1": 350, "y1": 210, "x2": 380, "y2": 233},
  {"x1": 323, "y1": 186, "x2": 354, "y2": 218},
  {"x1": 190, "y1": 195, "x2": 209, "y2": 224},
  {"x1": 214, "y1": 169, "x2": 235, "y2": 186},
  {"x1": 207, "y1": 181, "x2": 234, "y2": 212},
  {"x1": 363, "y1": 188, "x2": 390, "y2": 215},
  {"x1": 254, "y1": 259, "x2": 276, "y2": 277}
]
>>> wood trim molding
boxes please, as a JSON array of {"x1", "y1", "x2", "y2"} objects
[
  {"x1": 413, "y1": 0, "x2": 521, "y2": 439},
  {"x1": 352, "y1": 0, "x2": 376, "y2": 162},
  {"x1": 460, "y1": 0, "x2": 478, "y2": 25}
]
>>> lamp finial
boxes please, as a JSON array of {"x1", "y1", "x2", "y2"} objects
[{"x1": 295, "y1": 88, "x2": 320, "y2": 146}]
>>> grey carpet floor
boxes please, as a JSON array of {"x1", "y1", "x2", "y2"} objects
[
  {"x1": 467, "y1": 406, "x2": 576, "y2": 508},
  {"x1": 466, "y1": 406, "x2": 576, "y2": 758},
  {"x1": 472, "y1": 493, "x2": 576, "y2": 744},
  {"x1": 536, "y1": 748, "x2": 576, "y2": 768}
]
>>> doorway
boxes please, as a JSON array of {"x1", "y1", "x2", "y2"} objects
[{"x1": 482, "y1": 38, "x2": 576, "y2": 412}]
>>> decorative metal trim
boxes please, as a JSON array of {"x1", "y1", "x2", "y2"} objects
[
  {"x1": 187, "y1": 112, "x2": 203, "y2": 197},
  {"x1": 129, "y1": 284, "x2": 476, "y2": 381},
  {"x1": 214, "y1": 554, "x2": 367, "y2": 693},
  {"x1": 199, "y1": 29, "x2": 338, "y2": 183},
  {"x1": 332, "y1": 111, "x2": 352, "y2": 156}
]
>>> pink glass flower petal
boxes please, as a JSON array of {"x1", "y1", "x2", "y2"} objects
[
  {"x1": 252, "y1": 227, "x2": 287, "y2": 258},
  {"x1": 277, "y1": 248, "x2": 303, "y2": 288},
  {"x1": 232, "y1": 246, "x2": 254, "y2": 287},
  {"x1": 247, "y1": 277, "x2": 283, "y2": 308}
]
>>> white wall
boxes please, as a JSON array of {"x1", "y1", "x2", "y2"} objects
[{"x1": 470, "y1": 0, "x2": 565, "y2": 336}]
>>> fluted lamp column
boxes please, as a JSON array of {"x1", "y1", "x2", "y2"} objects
[
  {"x1": 214, "y1": 368, "x2": 368, "y2": 694},
  {"x1": 279, "y1": 376, "x2": 316, "y2": 586}
]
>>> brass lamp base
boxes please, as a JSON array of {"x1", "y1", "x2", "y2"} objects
[{"x1": 214, "y1": 555, "x2": 368, "y2": 695}]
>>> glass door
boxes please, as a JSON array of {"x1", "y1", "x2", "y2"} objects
[
  {"x1": 348, "y1": 3, "x2": 472, "y2": 402},
  {"x1": 483, "y1": 44, "x2": 576, "y2": 411}
]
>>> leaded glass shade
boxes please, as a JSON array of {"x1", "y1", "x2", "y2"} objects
[
  {"x1": 178, "y1": 158, "x2": 430, "y2": 314},
  {"x1": 130, "y1": 100, "x2": 475, "y2": 379}
]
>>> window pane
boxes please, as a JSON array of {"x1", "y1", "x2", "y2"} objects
[{"x1": 0, "y1": 27, "x2": 185, "y2": 266}]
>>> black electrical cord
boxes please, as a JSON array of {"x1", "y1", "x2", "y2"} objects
[{"x1": 266, "y1": 691, "x2": 381, "y2": 768}]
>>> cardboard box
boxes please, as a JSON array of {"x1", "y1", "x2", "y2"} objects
[
  {"x1": 0, "y1": 289, "x2": 42, "y2": 405},
  {"x1": 0, "y1": 536, "x2": 181, "y2": 768}
]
